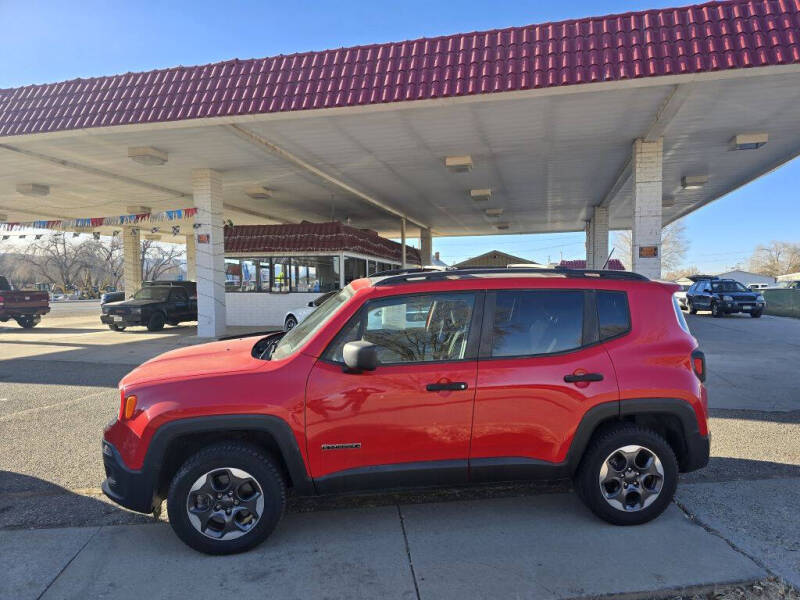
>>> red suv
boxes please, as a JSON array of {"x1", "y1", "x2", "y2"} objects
[{"x1": 102, "y1": 267, "x2": 709, "y2": 554}]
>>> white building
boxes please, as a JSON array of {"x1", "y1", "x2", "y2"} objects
[{"x1": 716, "y1": 270, "x2": 776, "y2": 287}]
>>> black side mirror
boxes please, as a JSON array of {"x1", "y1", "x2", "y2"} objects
[
  {"x1": 308, "y1": 301, "x2": 315, "y2": 307},
  {"x1": 342, "y1": 341, "x2": 378, "y2": 372}
]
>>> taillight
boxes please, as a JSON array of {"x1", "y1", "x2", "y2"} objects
[
  {"x1": 691, "y1": 349, "x2": 706, "y2": 382},
  {"x1": 0, "y1": 296, "x2": 4, "y2": 305}
]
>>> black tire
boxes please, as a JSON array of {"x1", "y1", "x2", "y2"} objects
[
  {"x1": 108, "y1": 324, "x2": 126, "y2": 331},
  {"x1": 711, "y1": 302, "x2": 723, "y2": 318},
  {"x1": 146, "y1": 312, "x2": 165, "y2": 331},
  {"x1": 688, "y1": 301, "x2": 697, "y2": 315},
  {"x1": 750, "y1": 310, "x2": 762, "y2": 318},
  {"x1": 284, "y1": 315, "x2": 298, "y2": 331},
  {"x1": 16, "y1": 316, "x2": 38, "y2": 329},
  {"x1": 574, "y1": 424, "x2": 678, "y2": 526},
  {"x1": 167, "y1": 442, "x2": 286, "y2": 555}
]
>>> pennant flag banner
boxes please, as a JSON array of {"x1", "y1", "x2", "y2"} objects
[{"x1": 0, "y1": 207, "x2": 198, "y2": 232}]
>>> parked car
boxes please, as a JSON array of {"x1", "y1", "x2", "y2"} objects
[
  {"x1": 685, "y1": 276, "x2": 765, "y2": 318},
  {"x1": 283, "y1": 290, "x2": 337, "y2": 330},
  {"x1": 101, "y1": 291, "x2": 126, "y2": 305},
  {"x1": 102, "y1": 267, "x2": 710, "y2": 554},
  {"x1": 674, "y1": 283, "x2": 690, "y2": 309},
  {"x1": 101, "y1": 281, "x2": 197, "y2": 331},
  {"x1": 0, "y1": 276, "x2": 51, "y2": 328},
  {"x1": 748, "y1": 283, "x2": 770, "y2": 291}
]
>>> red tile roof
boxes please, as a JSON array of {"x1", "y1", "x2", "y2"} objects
[
  {"x1": 223, "y1": 221, "x2": 420, "y2": 264},
  {"x1": 560, "y1": 258, "x2": 627, "y2": 270},
  {"x1": 2, "y1": 0, "x2": 799, "y2": 138}
]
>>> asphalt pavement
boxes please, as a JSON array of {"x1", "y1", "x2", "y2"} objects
[{"x1": 1, "y1": 310, "x2": 798, "y2": 598}]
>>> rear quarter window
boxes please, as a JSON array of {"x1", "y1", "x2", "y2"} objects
[{"x1": 596, "y1": 291, "x2": 631, "y2": 340}]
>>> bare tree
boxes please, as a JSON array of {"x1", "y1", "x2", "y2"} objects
[
  {"x1": 141, "y1": 239, "x2": 185, "y2": 281},
  {"x1": 24, "y1": 233, "x2": 94, "y2": 292},
  {"x1": 663, "y1": 266, "x2": 700, "y2": 281},
  {"x1": 613, "y1": 220, "x2": 688, "y2": 273},
  {"x1": 84, "y1": 236, "x2": 124, "y2": 289},
  {"x1": 749, "y1": 241, "x2": 800, "y2": 277}
]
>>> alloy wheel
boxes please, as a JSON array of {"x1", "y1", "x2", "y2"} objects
[
  {"x1": 598, "y1": 445, "x2": 664, "y2": 512},
  {"x1": 186, "y1": 468, "x2": 265, "y2": 540}
]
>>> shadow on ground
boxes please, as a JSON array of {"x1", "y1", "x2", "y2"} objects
[
  {"x1": 0, "y1": 471, "x2": 155, "y2": 530},
  {"x1": 0, "y1": 359, "x2": 133, "y2": 387}
]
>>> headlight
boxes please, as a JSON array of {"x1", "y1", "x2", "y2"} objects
[
  {"x1": 722, "y1": 295, "x2": 733, "y2": 302},
  {"x1": 757, "y1": 295, "x2": 765, "y2": 303},
  {"x1": 101, "y1": 306, "x2": 108, "y2": 314}
]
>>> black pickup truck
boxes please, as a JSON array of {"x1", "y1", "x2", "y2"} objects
[{"x1": 101, "y1": 281, "x2": 197, "y2": 331}]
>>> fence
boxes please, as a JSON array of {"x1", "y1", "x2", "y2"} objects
[{"x1": 764, "y1": 288, "x2": 800, "y2": 318}]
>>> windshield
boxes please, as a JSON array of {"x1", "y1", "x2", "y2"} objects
[
  {"x1": 711, "y1": 281, "x2": 748, "y2": 293},
  {"x1": 133, "y1": 287, "x2": 171, "y2": 301},
  {"x1": 271, "y1": 286, "x2": 354, "y2": 360}
]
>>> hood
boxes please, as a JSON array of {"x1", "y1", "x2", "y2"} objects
[
  {"x1": 108, "y1": 298, "x2": 162, "y2": 308},
  {"x1": 120, "y1": 336, "x2": 267, "y2": 388}
]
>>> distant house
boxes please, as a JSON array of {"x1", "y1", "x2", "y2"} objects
[
  {"x1": 777, "y1": 272, "x2": 800, "y2": 282},
  {"x1": 430, "y1": 251, "x2": 448, "y2": 268},
  {"x1": 455, "y1": 250, "x2": 537, "y2": 268},
  {"x1": 716, "y1": 270, "x2": 775, "y2": 287},
  {"x1": 559, "y1": 259, "x2": 626, "y2": 271}
]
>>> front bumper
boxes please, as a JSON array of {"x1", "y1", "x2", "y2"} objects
[
  {"x1": 719, "y1": 301, "x2": 764, "y2": 314},
  {"x1": 101, "y1": 313, "x2": 144, "y2": 327},
  {"x1": 101, "y1": 440, "x2": 159, "y2": 514}
]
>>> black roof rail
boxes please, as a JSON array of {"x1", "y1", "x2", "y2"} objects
[
  {"x1": 372, "y1": 266, "x2": 649, "y2": 286},
  {"x1": 370, "y1": 266, "x2": 445, "y2": 278}
]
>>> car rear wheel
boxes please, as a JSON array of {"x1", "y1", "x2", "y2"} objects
[
  {"x1": 167, "y1": 442, "x2": 286, "y2": 555},
  {"x1": 711, "y1": 302, "x2": 723, "y2": 318},
  {"x1": 15, "y1": 316, "x2": 39, "y2": 329},
  {"x1": 146, "y1": 312, "x2": 165, "y2": 331},
  {"x1": 284, "y1": 315, "x2": 298, "y2": 331},
  {"x1": 574, "y1": 424, "x2": 678, "y2": 526},
  {"x1": 108, "y1": 324, "x2": 126, "y2": 331}
]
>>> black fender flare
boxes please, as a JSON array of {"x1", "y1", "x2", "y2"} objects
[
  {"x1": 565, "y1": 398, "x2": 706, "y2": 473},
  {"x1": 144, "y1": 414, "x2": 314, "y2": 495}
]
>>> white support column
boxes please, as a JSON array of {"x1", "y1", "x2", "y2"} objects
[
  {"x1": 585, "y1": 221, "x2": 593, "y2": 270},
  {"x1": 588, "y1": 206, "x2": 609, "y2": 269},
  {"x1": 420, "y1": 227, "x2": 432, "y2": 266},
  {"x1": 193, "y1": 169, "x2": 226, "y2": 337},
  {"x1": 631, "y1": 138, "x2": 663, "y2": 278},
  {"x1": 122, "y1": 226, "x2": 141, "y2": 297},
  {"x1": 185, "y1": 233, "x2": 197, "y2": 281},
  {"x1": 400, "y1": 218, "x2": 407, "y2": 269}
]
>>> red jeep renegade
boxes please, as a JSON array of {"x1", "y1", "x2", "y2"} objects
[{"x1": 102, "y1": 267, "x2": 709, "y2": 554}]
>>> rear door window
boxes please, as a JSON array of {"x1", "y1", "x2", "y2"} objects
[
  {"x1": 488, "y1": 291, "x2": 584, "y2": 357},
  {"x1": 596, "y1": 291, "x2": 631, "y2": 340}
]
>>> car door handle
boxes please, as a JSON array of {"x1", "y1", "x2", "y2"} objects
[
  {"x1": 564, "y1": 373, "x2": 604, "y2": 383},
  {"x1": 426, "y1": 382, "x2": 468, "y2": 392}
]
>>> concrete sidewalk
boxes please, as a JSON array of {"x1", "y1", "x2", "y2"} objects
[{"x1": 4, "y1": 494, "x2": 765, "y2": 600}]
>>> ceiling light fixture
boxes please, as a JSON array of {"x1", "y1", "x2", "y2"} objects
[
  {"x1": 16, "y1": 183, "x2": 50, "y2": 197},
  {"x1": 0, "y1": 213, "x2": 8, "y2": 221},
  {"x1": 485, "y1": 207, "x2": 504, "y2": 217},
  {"x1": 681, "y1": 175, "x2": 708, "y2": 190},
  {"x1": 126, "y1": 205, "x2": 152, "y2": 214},
  {"x1": 128, "y1": 146, "x2": 168, "y2": 166},
  {"x1": 495, "y1": 222, "x2": 510, "y2": 231},
  {"x1": 245, "y1": 186, "x2": 273, "y2": 200},
  {"x1": 145, "y1": 234, "x2": 161, "y2": 241},
  {"x1": 470, "y1": 188, "x2": 492, "y2": 201},
  {"x1": 445, "y1": 155, "x2": 473, "y2": 173},
  {"x1": 731, "y1": 133, "x2": 768, "y2": 151}
]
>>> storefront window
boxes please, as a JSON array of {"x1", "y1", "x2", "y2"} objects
[
  {"x1": 241, "y1": 259, "x2": 257, "y2": 291},
  {"x1": 344, "y1": 256, "x2": 367, "y2": 285},
  {"x1": 292, "y1": 256, "x2": 340, "y2": 292},
  {"x1": 272, "y1": 257, "x2": 291, "y2": 293},
  {"x1": 225, "y1": 259, "x2": 242, "y2": 292}
]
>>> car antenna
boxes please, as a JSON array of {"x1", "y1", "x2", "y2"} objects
[{"x1": 601, "y1": 247, "x2": 615, "y2": 270}]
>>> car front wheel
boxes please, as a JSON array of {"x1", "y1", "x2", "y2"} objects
[
  {"x1": 574, "y1": 424, "x2": 678, "y2": 526},
  {"x1": 146, "y1": 312, "x2": 165, "y2": 331},
  {"x1": 688, "y1": 301, "x2": 697, "y2": 315},
  {"x1": 167, "y1": 442, "x2": 286, "y2": 555},
  {"x1": 751, "y1": 309, "x2": 763, "y2": 318},
  {"x1": 284, "y1": 315, "x2": 298, "y2": 331},
  {"x1": 711, "y1": 302, "x2": 723, "y2": 318}
]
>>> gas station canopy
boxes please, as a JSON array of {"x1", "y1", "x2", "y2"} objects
[{"x1": 1, "y1": 0, "x2": 799, "y2": 241}]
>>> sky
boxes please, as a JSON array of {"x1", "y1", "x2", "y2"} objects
[{"x1": 1, "y1": 0, "x2": 798, "y2": 272}]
